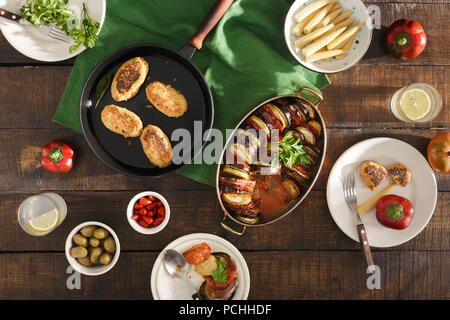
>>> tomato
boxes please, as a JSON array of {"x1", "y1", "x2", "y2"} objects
[
  {"x1": 376, "y1": 195, "x2": 414, "y2": 230},
  {"x1": 134, "y1": 203, "x2": 143, "y2": 210},
  {"x1": 138, "y1": 219, "x2": 149, "y2": 228},
  {"x1": 131, "y1": 214, "x2": 140, "y2": 221},
  {"x1": 139, "y1": 197, "x2": 152, "y2": 206},
  {"x1": 153, "y1": 217, "x2": 165, "y2": 226},
  {"x1": 157, "y1": 207, "x2": 165, "y2": 217},
  {"x1": 427, "y1": 132, "x2": 450, "y2": 174},
  {"x1": 141, "y1": 216, "x2": 153, "y2": 225},
  {"x1": 138, "y1": 208, "x2": 147, "y2": 215},
  {"x1": 183, "y1": 242, "x2": 211, "y2": 265}
]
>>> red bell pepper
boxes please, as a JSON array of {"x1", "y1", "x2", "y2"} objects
[
  {"x1": 376, "y1": 195, "x2": 414, "y2": 230},
  {"x1": 386, "y1": 19, "x2": 426, "y2": 60},
  {"x1": 41, "y1": 141, "x2": 74, "y2": 173}
]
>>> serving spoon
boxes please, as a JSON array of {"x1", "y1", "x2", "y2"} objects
[{"x1": 163, "y1": 249, "x2": 200, "y2": 300}]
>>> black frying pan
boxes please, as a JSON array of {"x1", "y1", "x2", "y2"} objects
[{"x1": 80, "y1": 0, "x2": 233, "y2": 177}]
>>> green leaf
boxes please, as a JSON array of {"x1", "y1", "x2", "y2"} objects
[
  {"x1": 210, "y1": 257, "x2": 228, "y2": 283},
  {"x1": 20, "y1": 1, "x2": 100, "y2": 54},
  {"x1": 274, "y1": 130, "x2": 311, "y2": 169},
  {"x1": 94, "y1": 72, "x2": 112, "y2": 109}
]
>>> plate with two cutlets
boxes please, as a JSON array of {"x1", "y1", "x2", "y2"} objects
[
  {"x1": 79, "y1": 45, "x2": 214, "y2": 177},
  {"x1": 326, "y1": 137, "x2": 437, "y2": 247}
]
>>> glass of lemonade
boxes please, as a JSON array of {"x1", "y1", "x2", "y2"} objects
[
  {"x1": 18, "y1": 193, "x2": 67, "y2": 236},
  {"x1": 390, "y1": 83, "x2": 442, "y2": 123}
]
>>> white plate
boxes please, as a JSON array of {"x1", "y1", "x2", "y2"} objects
[
  {"x1": 284, "y1": 0, "x2": 372, "y2": 73},
  {"x1": 0, "y1": 0, "x2": 106, "y2": 61},
  {"x1": 326, "y1": 137, "x2": 437, "y2": 248},
  {"x1": 151, "y1": 233, "x2": 250, "y2": 300}
]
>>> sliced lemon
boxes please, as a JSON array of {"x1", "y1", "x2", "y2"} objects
[
  {"x1": 400, "y1": 88, "x2": 431, "y2": 121},
  {"x1": 28, "y1": 209, "x2": 59, "y2": 232}
]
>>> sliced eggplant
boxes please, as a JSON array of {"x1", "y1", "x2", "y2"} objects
[
  {"x1": 244, "y1": 115, "x2": 270, "y2": 138},
  {"x1": 219, "y1": 177, "x2": 256, "y2": 193},
  {"x1": 284, "y1": 167, "x2": 308, "y2": 190},
  {"x1": 282, "y1": 177, "x2": 301, "y2": 199},
  {"x1": 259, "y1": 109, "x2": 279, "y2": 133},
  {"x1": 233, "y1": 211, "x2": 260, "y2": 225},
  {"x1": 295, "y1": 126, "x2": 316, "y2": 146},
  {"x1": 308, "y1": 120, "x2": 322, "y2": 138},
  {"x1": 292, "y1": 164, "x2": 312, "y2": 180},
  {"x1": 227, "y1": 143, "x2": 255, "y2": 164},
  {"x1": 291, "y1": 100, "x2": 309, "y2": 117},
  {"x1": 303, "y1": 145, "x2": 320, "y2": 164},
  {"x1": 222, "y1": 164, "x2": 251, "y2": 180},
  {"x1": 221, "y1": 192, "x2": 252, "y2": 206},
  {"x1": 198, "y1": 278, "x2": 238, "y2": 300},
  {"x1": 261, "y1": 104, "x2": 286, "y2": 131},
  {"x1": 236, "y1": 128, "x2": 260, "y2": 149},
  {"x1": 219, "y1": 184, "x2": 248, "y2": 194},
  {"x1": 252, "y1": 163, "x2": 281, "y2": 176}
]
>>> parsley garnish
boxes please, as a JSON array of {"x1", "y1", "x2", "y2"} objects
[
  {"x1": 211, "y1": 257, "x2": 228, "y2": 283},
  {"x1": 273, "y1": 131, "x2": 311, "y2": 169},
  {"x1": 20, "y1": 1, "x2": 100, "y2": 53}
]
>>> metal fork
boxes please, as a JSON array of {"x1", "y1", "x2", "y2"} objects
[
  {"x1": 47, "y1": 26, "x2": 72, "y2": 43},
  {"x1": 342, "y1": 170, "x2": 376, "y2": 274}
]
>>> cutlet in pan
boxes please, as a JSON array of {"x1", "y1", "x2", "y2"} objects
[
  {"x1": 101, "y1": 104, "x2": 143, "y2": 138},
  {"x1": 145, "y1": 81, "x2": 188, "y2": 118},
  {"x1": 111, "y1": 57, "x2": 149, "y2": 102},
  {"x1": 140, "y1": 125, "x2": 173, "y2": 168}
]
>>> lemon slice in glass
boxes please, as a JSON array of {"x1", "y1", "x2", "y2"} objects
[
  {"x1": 400, "y1": 88, "x2": 431, "y2": 121},
  {"x1": 28, "y1": 209, "x2": 59, "y2": 232}
]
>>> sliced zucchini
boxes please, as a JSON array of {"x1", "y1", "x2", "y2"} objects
[
  {"x1": 222, "y1": 164, "x2": 251, "y2": 180},
  {"x1": 236, "y1": 128, "x2": 260, "y2": 148},
  {"x1": 228, "y1": 143, "x2": 255, "y2": 164},
  {"x1": 308, "y1": 120, "x2": 322, "y2": 138},
  {"x1": 222, "y1": 192, "x2": 252, "y2": 206},
  {"x1": 246, "y1": 115, "x2": 270, "y2": 138},
  {"x1": 281, "y1": 177, "x2": 301, "y2": 199},
  {"x1": 265, "y1": 104, "x2": 289, "y2": 131},
  {"x1": 233, "y1": 211, "x2": 260, "y2": 225},
  {"x1": 295, "y1": 126, "x2": 316, "y2": 146}
]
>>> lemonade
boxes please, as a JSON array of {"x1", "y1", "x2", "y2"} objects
[
  {"x1": 391, "y1": 83, "x2": 442, "y2": 123},
  {"x1": 18, "y1": 193, "x2": 67, "y2": 236}
]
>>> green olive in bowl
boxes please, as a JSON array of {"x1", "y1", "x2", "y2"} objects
[{"x1": 93, "y1": 228, "x2": 109, "y2": 240}]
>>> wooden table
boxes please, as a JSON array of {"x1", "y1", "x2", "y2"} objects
[{"x1": 0, "y1": 0, "x2": 448, "y2": 300}]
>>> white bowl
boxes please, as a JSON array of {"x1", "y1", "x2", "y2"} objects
[
  {"x1": 127, "y1": 192, "x2": 170, "y2": 235},
  {"x1": 65, "y1": 221, "x2": 120, "y2": 276},
  {"x1": 284, "y1": 0, "x2": 373, "y2": 73}
]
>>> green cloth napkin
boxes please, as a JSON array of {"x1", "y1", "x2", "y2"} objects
[{"x1": 53, "y1": 0, "x2": 330, "y2": 186}]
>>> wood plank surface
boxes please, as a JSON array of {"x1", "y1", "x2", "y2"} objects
[
  {"x1": 0, "y1": 191, "x2": 448, "y2": 252},
  {"x1": 0, "y1": 2, "x2": 449, "y2": 66},
  {"x1": 0, "y1": 65, "x2": 447, "y2": 129},
  {"x1": 0, "y1": 0, "x2": 448, "y2": 301},
  {"x1": 0, "y1": 251, "x2": 447, "y2": 299},
  {"x1": 0, "y1": 127, "x2": 448, "y2": 192}
]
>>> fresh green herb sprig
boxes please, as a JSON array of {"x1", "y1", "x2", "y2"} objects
[
  {"x1": 20, "y1": 0, "x2": 100, "y2": 53},
  {"x1": 211, "y1": 257, "x2": 228, "y2": 283},
  {"x1": 273, "y1": 131, "x2": 311, "y2": 169},
  {"x1": 94, "y1": 72, "x2": 112, "y2": 108}
]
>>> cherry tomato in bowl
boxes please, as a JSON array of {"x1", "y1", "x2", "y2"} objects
[{"x1": 127, "y1": 192, "x2": 170, "y2": 234}]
